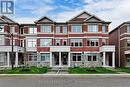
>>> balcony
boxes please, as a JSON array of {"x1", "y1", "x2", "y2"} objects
[
  {"x1": 0, "y1": 46, "x2": 24, "y2": 52},
  {"x1": 100, "y1": 45, "x2": 115, "y2": 52},
  {"x1": 50, "y1": 46, "x2": 70, "y2": 52}
]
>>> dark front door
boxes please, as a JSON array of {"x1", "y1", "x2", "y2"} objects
[{"x1": 61, "y1": 52, "x2": 68, "y2": 65}]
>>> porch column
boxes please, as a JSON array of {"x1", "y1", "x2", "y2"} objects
[
  {"x1": 50, "y1": 52, "x2": 52, "y2": 67},
  {"x1": 59, "y1": 52, "x2": 62, "y2": 67},
  {"x1": 15, "y1": 52, "x2": 18, "y2": 67},
  {"x1": 112, "y1": 52, "x2": 115, "y2": 67},
  {"x1": 68, "y1": 52, "x2": 71, "y2": 67},
  {"x1": 7, "y1": 52, "x2": 10, "y2": 67},
  {"x1": 103, "y1": 52, "x2": 106, "y2": 67}
]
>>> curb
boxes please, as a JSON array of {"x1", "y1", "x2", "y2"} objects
[{"x1": 0, "y1": 74, "x2": 130, "y2": 77}]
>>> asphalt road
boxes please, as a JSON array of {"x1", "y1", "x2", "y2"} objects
[{"x1": 0, "y1": 75, "x2": 130, "y2": 87}]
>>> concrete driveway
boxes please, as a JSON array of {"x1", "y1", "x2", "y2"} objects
[{"x1": 0, "y1": 75, "x2": 130, "y2": 87}]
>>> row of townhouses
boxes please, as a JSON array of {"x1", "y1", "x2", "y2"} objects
[{"x1": 0, "y1": 11, "x2": 129, "y2": 68}]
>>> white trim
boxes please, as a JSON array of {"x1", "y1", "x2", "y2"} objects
[
  {"x1": 37, "y1": 37, "x2": 54, "y2": 38},
  {"x1": 120, "y1": 33, "x2": 130, "y2": 37},
  {"x1": 71, "y1": 52, "x2": 82, "y2": 53},
  {"x1": 84, "y1": 51, "x2": 100, "y2": 53},
  {"x1": 120, "y1": 37, "x2": 130, "y2": 40},
  {"x1": 40, "y1": 52, "x2": 50, "y2": 53}
]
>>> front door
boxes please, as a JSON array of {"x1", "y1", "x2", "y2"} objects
[
  {"x1": 61, "y1": 52, "x2": 68, "y2": 66},
  {"x1": 52, "y1": 52, "x2": 69, "y2": 67}
]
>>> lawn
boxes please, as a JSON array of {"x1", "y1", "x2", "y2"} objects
[
  {"x1": 115, "y1": 67, "x2": 130, "y2": 73},
  {"x1": 0, "y1": 67, "x2": 48, "y2": 74},
  {"x1": 68, "y1": 67, "x2": 117, "y2": 74}
]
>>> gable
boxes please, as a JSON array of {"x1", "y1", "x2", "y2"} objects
[
  {"x1": 77, "y1": 12, "x2": 91, "y2": 18},
  {"x1": 84, "y1": 16, "x2": 104, "y2": 22},
  {"x1": 35, "y1": 17, "x2": 54, "y2": 23},
  {"x1": 69, "y1": 11, "x2": 92, "y2": 22}
]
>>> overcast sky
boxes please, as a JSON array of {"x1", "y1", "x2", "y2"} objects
[{"x1": 5, "y1": 0, "x2": 130, "y2": 31}]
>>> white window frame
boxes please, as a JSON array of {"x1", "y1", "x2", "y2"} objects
[
  {"x1": 102, "y1": 25, "x2": 107, "y2": 33},
  {"x1": 71, "y1": 25, "x2": 82, "y2": 33},
  {"x1": 28, "y1": 52, "x2": 37, "y2": 61},
  {"x1": 41, "y1": 53, "x2": 50, "y2": 62},
  {"x1": 71, "y1": 39, "x2": 82, "y2": 47},
  {"x1": 41, "y1": 25, "x2": 51, "y2": 33},
  {"x1": 10, "y1": 26, "x2": 15, "y2": 33},
  {"x1": 72, "y1": 53, "x2": 82, "y2": 62},
  {"x1": 62, "y1": 26, "x2": 67, "y2": 34},
  {"x1": 27, "y1": 38, "x2": 36, "y2": 47},
  {"x1": 88, "y1": 24, "x2": 98, "y2": 33},
  {"x1": 127, "y1": 25, "x2": 130, "y2": 33},
  {"x1": 29, "y1": 26, "x2": 37, "y2": 34},
  {"x1": 87, "y1": 38, "x2": 99, "y2": 47},
  {"x1": 40, "y1": 38, "x2": 52, "y2": 47},
  {"x1": 86, "y1": 53, "x2": 98, "y2": 61}
]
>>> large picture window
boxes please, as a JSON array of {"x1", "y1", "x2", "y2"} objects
[
  {"x1": 41, "y1": 25, "x2": 51, "y2": 33},
  {"x1": 71, "y1": 25, "x2": 82, "y2": 33},
  {"x1": 71, "y1": 39, "x2": 82, "y2": 47},
  {"x1": 87, "y1": 38, "x2": 98, "y2": 46},
  {"x1": 88, "y1": 24, "x2": 98, "y2": 32},
  {"x1": 41, "y1": 53, "x2": 50, "y2": 61},
  {"x1": 40, "y1": 39, "x2": 52, "y2": 47},
  {"x1": 27, "y1": 39, "x2": 36, "y2": 47},
  {"x1": 72, "y1": 53, "x2": 81, "y2": 61}
]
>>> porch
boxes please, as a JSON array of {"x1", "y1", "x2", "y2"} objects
[{"x1": 100, "y1": 45, "x2": 115, "y2": 67}]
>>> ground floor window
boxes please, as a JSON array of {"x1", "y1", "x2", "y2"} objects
[
  {"x1": 41, "y1": 53, "x2": 50, "y2": 62},
  {"x1": 126, "y1": 54, "x2": 130, "y2": 65},
  {"x1": 28, "y1": 52, "x2": 37, "y2": 61},
  {"x1": 0, "y1": 52, "x2": 7, "y2": 66},
  {"x1": 72, "y1": 53, "x2": 81, "y2": 61},
  {"x1": 86, "y1": 53, "x2": 98, "y2": 61}
]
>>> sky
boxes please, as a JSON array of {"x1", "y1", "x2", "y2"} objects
[{"x1": 4, "y1": 0, "x2": 130, "y2": 31}]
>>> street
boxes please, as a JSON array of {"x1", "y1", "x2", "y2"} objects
[{"x1": 0, "y1": 75, "x2": 130, "y2": 87}]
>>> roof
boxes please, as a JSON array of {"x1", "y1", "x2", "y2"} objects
[
  {"x1": 109, "y1": 21, "x2": 130, "y2": 34},
  {"x1": 67, "y1": 11, "x2": 111, "y2": 24},
  {"x1": 0, "y1": 15, "x2": 18, "y2": 24}
]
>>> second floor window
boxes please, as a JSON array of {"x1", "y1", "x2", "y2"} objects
[
  {"x1": 127, "y1": 25, "x2": 130, "y2": 33},
  {"x1": 27, "y1": 39, "x2": 36, "y2": 47},
  {"x1": 71, "y1": 39, "x2": 82, "y2": 47},
  {"x1": 102, "y1": 25, "x2": 107, "y2": 33},
  {"x1": 63, "y1": 26, "x2": 67, "y2": 34},
  {"x1": 71, "y1": 25, "x2": 82, "y2": 33},
  {"x1": 87, "y1": 38, "x2": 98, "y2": 47},
  {"x1": 41, "y1": 25, "x2": 51, "y2": 33},
  {"x1": 29, "y1": 26, "x2": 37, "y2": 34},
  {"x1": 0, "y1": 25, "x2": 4, "y2": 32},
  {"x1": 10, "y1": 26, "x2": 15, "y2": 33},
  {"x1": 127, "y1": 39, "x2": 130, "y2": 47},
  {"x1": 88, "y1": 24, "x2": 98, "y2": 32},
  {"x1": 55, "y1": 26, "x2": 60, "y2": 34},
  {"x1": 40, "y1": 39, "x2": 52, "y2": 47}
]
